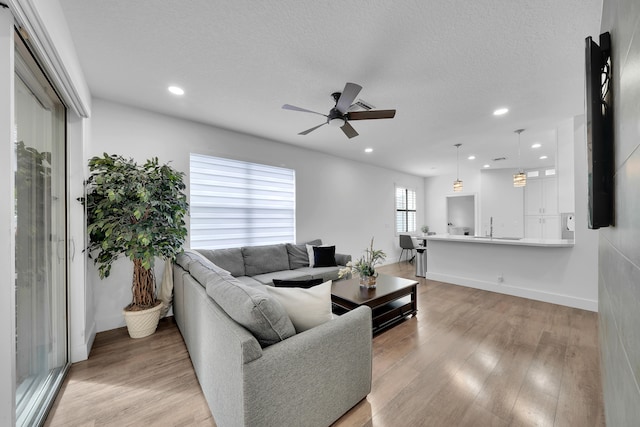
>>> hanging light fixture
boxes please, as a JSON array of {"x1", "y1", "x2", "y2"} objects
[
  {"x1": 513, "y1": 129, "x2": 526, "y2": 187},
  {"x1": 453, "y1": 143, "x2": 463, "y2": 192}
]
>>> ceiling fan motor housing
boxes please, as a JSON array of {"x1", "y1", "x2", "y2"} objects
[{"x1": 328, "y1": 107, "x2": 346, "y2": 127}]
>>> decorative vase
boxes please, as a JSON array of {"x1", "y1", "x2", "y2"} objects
[
  {"x1": 123, "y1": 302, "x2": 163, "y2": 339},
  {"x1": 359, "y1": 275, "x2": 377, "y2": 289}
]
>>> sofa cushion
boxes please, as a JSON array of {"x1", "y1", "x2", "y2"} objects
[
  {"x1": 286, "y1": 239, "x2": 322, "y2": 270},
  {"x1": 313, "y1": 245, "x2": 337, "y2": 267},
  {"x1": 197, "y1": 248, "x2": 245, "y2": 277},
  {"x1": 252, "y1": 270, "x2": 313, "y2": 286},
  {"x1": 205, "y1": 271, "x2": 296, "y2": 347},
  {"x1": 175, "y1": 250, "x2": 233, "y2": 288},
  {"x1": 242, "y1": 244, "x2": 290, "y2": 276},
  {"x1": 294, "y1": 266, "x2": 342, "y2": 283},
  {"x1": 265, "y1": 281, "x2": 333, "y2": 332},
  {"x1": 234, "y1": 276, "x2": 264, "y2": 287},
  {"x1": 272, "y1": 278, "x2": 324, "y2": 288}
]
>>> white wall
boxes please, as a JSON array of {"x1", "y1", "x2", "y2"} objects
[
  {"x1": 557, "y1": 118, "x2": 576, "y2": 214},
  {"x1": 68, "y1": 113, "x2": 94, "y2": 362},
  {"x1": 89, "y1": 98, "x2": 425, "y2": 332},
  {"x1": 424, "y1": 169, "x2": 481, "y2": 234},
  {"x1": 480, "y1": 168, "x2": 524, "y2": 237}
]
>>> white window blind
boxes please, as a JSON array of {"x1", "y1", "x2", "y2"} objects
[
  {"x1": 395, "y1": 187, "x2": 417, "y2": 233},
  {"x1": 190, "y1": 154, "x2": 296, "y2": 249}
]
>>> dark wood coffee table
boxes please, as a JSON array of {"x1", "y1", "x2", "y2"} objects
[{"x1": 331, "y1": 274, "x2": 418, "y2": 334}]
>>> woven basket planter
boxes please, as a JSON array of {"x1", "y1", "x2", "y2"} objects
[{"x1": 123, "y1": 302, "x2": 163, "y2": 339}]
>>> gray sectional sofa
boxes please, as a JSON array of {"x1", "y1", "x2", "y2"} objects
[
  {"x1": 194, "y1": 239, "x2": 351, "y2": 286},
  {"x1": 172, "y1": 243, "x2": 372, "y2": 427}
]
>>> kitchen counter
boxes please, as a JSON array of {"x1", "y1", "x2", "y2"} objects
[
  {"x1": 422, "y1": 233, "x2": 595, "y2": 311},
  {"x1": 425, "y1": 234, "x2": 574, "y2": 247}
]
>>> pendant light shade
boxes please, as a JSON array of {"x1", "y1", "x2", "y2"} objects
[
  {"x1": 513, "y1": 129, "x2": 526, "y2": 187},
  {"x1": 513, "y1": 172, "x2": 526, "y2": 187},
  {"x1": 453, "y1": 143, "x2": 463, "y2": 192}
]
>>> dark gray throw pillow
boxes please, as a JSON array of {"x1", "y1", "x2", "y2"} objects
[
  {"x1": 272, "y1": 278, "x2": 324, "y2": 288},
  {"x1": 313, "y1": 245, "x2": 337, "y2": 267}
]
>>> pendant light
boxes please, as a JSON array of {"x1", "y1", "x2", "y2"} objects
[
  {"x1": 453, "y1": 143, "x2": 463, "y2": 192},
  {"x1": 513, "y1": 129, "x2": 526, "y2": 187}
]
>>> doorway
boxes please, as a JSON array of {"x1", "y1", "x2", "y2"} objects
[{"x1": 446, "y1": 194, "x2": 476, "y2": 235}]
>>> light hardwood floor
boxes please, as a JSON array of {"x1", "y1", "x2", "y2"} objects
[{"x1": 45, "y1": 262, "x2": 604, "y2": 426}]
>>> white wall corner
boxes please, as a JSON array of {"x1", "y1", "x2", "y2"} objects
[{"x1": 68, "y1": 112, "x2": 94, "y2": 361}]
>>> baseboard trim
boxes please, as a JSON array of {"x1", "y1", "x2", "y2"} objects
[
  {"x1": 424, "y1": 272, "x2": 598, "y2": 312},
  {"x1": 70, "y1": 321, "x2": 97, "y2": 362}
]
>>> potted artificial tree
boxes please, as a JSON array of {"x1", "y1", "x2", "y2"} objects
[{"x1": 82, "y1": 153, "x2": 188, "y2": 338}]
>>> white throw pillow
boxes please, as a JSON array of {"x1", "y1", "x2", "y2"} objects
[
  {"x1": 265, "y1": 280, "x2": 333, "y2": 332},
  {"x1": 306, "y1": 244, "x2": 315, "y2": 267}
]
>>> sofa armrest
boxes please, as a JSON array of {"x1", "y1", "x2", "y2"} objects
[
  {"x1": 335, "y1": 253, "x2": 352, "y2": 266},
  {"x1": 242, "y1": 306, "x2": 372, "y2": 426}
]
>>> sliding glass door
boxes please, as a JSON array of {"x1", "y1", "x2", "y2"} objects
[{"x1": 14, "y1": 32, "x2": 68, "y2": 427}]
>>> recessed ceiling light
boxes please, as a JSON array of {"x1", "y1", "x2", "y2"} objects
[
  {"x1": 468, "y1": 155, "x2": 476, "y2": 160},
  {"x1": 539, "y1": 155, "x2": 548, "y2": 160},
  {"x1": 493, "y1": 108, "x2": 509, "y2": 116},
  {"x1": 483, "y1": 164, "x2": 491, "y2": 168},
  {"x1": 364, "y1": 148, "x2": 373, "y2": 153},
  {"x1": 168, "y1": 86, "x2": 185, "y2": 95},
  {"x1": 531, "y1": 143, "x2": 542, "y2": 149}
]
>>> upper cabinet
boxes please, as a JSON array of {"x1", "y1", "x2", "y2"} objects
[
  {"x1": 524, "y1": 169, "x2": 560, "y2": 238},
  {"x1": 524, "y1": 173, "x2": 558, "y2": 216}
]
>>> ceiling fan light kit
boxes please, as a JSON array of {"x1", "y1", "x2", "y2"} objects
[{"x1": 282, "y1": 82, "x2": 396, "y2": 139}]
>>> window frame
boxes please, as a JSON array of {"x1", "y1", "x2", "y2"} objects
[{"x1": 395, "y1": 186, "x2": 417, "y2": 234}]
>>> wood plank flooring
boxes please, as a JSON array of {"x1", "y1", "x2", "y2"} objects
[{"x1": 45, "y1": 262, "x2": 604, "y2": 426}]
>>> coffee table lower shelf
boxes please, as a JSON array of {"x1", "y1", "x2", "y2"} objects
[
  {"x1": 331, "y1": 276, "x2": 418, "y2": 334},
  {"x1": 371, "y1": 296, "x2": 415, "y2": 333}
]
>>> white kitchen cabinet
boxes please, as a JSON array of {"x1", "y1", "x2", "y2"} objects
[
  {"x1": 525, "y1": 176, "x2": 558, "y2": 215},
  {"x1": 524, "y1": 175, "x2": 560, "y2": 238},
  {"x1": 525, "y1": 215, "x2": 561, "y2": 239}
]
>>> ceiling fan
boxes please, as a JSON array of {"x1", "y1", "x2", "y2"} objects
[{"x1": 282, "y1": 82, "x2": 396, "y2": 139}]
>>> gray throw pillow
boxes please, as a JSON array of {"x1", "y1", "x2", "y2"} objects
[
  {"x1": 286, "y1": 239, "x2": 322, "y2": 270},
  {"x1": 198, "y1": 248, "x2": 245, "y2": 277},
  {"x1": 205, "y1": 270, "x2": 296, "y2": 347},
  {"x1": 242, "y1": 244, "x2": 290, "y2": 276}
]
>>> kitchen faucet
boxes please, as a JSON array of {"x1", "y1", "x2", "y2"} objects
[{"x1": 490, "y1": 216, "x2": 493, "y2": 239}]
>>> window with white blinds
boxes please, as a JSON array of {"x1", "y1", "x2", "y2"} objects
[
  {"x1": 190, "y1": 154, "x2": 296, "y2": 249},
  {"x1": 395, "y1": 187, "x2": 417, "y2": 233}
]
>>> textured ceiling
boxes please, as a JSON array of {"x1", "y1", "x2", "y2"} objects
[{"x1": 59, "y1": 0, "x2": 602, "y2": 177}]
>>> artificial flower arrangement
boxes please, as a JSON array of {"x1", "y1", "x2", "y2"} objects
[{"x1": 338, "y1": 237, "x2": 386, "y2": 287}]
